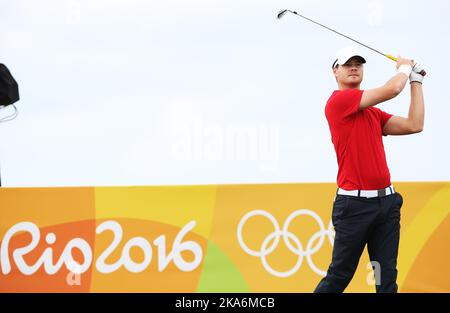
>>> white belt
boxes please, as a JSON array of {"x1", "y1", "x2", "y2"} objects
[{"x1": 337, "y1": 184, "x2": 395, "y2": 198}]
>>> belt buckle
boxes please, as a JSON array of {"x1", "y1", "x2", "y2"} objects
[{"x1": 377, "y1": 188, "x2": 386, "y2": 197}]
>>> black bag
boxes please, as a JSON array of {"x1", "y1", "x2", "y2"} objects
[{"x1": 0, "y1": 63, "x2": 20, "y2": 106}]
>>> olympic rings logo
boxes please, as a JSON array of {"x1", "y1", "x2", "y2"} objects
[{"x1": 237, "y1": 209, "x2": 335, "y2": 278}]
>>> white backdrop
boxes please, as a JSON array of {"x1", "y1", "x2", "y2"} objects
[{"x1": 0, "y1": 0, "x2": 449, "y2": 187}]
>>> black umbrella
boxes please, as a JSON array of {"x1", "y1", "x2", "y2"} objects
[
  {"x1": 0, "y1": 63, "x2": 19, "y2": 106},
  {"x1": 0, "y1": 63, "x2": 19, "y2": 186}
]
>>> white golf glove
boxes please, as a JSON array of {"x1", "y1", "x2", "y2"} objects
[
  {"x1": 410, "y1": 71, "x2": 424, "y2": 84},
  {"x1": 412, "y1": 62, "x2": 426, "y2": 74}
]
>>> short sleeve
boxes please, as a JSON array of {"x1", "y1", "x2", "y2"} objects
[
  {"x1": 372, "y1": 107, "x2": 393, "y2": 127},
  {"x1": 326, "y1": 89, "x2": 363, "y2": 122}
]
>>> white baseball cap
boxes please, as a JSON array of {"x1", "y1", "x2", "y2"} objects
[{"x1": 332, "y1": 46, "x2": 366, "y2": 68}]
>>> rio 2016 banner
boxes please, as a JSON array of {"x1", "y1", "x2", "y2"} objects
[{"x1": 0, "y1": 182, "x2": 449, "y2": 293}]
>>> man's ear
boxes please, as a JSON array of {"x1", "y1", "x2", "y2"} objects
[
  {"x1": 332, "y1": 66, "x2": 338, "y2": 77},
  {"x1": 332, "y1": 66, "x2": 339, "y2": 82}
]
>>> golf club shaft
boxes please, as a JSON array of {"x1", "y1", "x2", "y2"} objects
[{"x1": 279, "y1": 10, "x2": 398, "y2": 62}]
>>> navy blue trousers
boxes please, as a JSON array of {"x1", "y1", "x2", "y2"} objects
[{"x1": 314, "y1": 192, "x2": 404, "y2": 293}]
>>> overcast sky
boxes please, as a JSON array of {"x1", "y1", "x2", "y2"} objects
[{"x1": 0, "y1": 0, "x2": 449, "y2": 187}]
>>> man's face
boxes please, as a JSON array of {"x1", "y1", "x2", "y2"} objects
[{"x1": 333, "y1": 56, "x2": 364, "y2": 87}]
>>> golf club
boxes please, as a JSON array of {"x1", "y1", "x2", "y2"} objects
[{"x1": 277, "y1": 9, "x2": 426, "y2": 75}]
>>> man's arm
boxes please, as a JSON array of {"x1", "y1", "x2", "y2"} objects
[
  {"x1": 382, "y1": 82, "x2": 424, "y2": 135},
  {"x1": 359, "y1": 57, "x2": 414, "y2": 110}
]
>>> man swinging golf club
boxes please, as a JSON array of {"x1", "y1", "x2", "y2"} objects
[{"x1": 314, "y1": 46, "x2": 425, "y2": 293}]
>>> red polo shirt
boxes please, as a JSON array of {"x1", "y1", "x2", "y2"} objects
[{"x1": 325, "y1": 89, "x2": 393, "y2": 190}]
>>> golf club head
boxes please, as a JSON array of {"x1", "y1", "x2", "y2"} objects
[{"x1": 277, "y1": 10, "x2": 288, "y2": 19}]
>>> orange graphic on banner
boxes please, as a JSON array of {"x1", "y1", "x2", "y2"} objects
[{"x1": 0, "y1": 183, "x2": 449, "y2": 292}]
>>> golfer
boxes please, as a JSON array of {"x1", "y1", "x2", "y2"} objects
[{"x1": 314, "y1": 46, "x2": 425, "y2": 293}]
